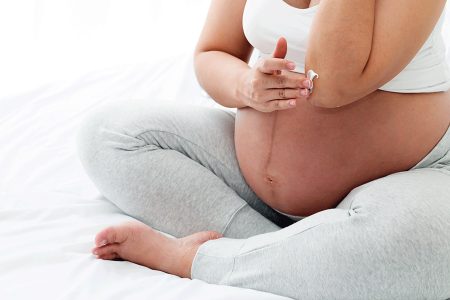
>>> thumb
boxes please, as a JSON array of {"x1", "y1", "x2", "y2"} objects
[{"x1": 270, "y1": 37, "x2": 288, "y2": 59}]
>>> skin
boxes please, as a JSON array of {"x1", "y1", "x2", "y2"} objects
[{"x1": 93, "y1": 0, "x2": 450, "y2": 279}]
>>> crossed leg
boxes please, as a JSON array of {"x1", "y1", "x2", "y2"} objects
[
  {"x1": 76, "y1": 99, "x2": 294, "y2": 239},
  {"x1": 76, "y1": 99, "x2": 295, "y2": 276},
  {"x1": 77, "y1": 100, "x2": 450, "y2": 299}
]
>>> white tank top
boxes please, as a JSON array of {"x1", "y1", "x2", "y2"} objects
[{"x1": 243, "y1": 0, "x2": 450, "y2": 93}]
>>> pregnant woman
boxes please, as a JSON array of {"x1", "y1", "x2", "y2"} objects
[{"x1": 77, "y1": 0, "x2": 450, "y2": 298}]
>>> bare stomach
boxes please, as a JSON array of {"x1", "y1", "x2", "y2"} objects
[{"x1": 235, "y1": 70, "x2": 450, "y2": 217}]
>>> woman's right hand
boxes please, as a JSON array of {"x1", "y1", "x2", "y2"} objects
[{"x1": 236, "y1": 37, "x2": 312, "y2": 113}]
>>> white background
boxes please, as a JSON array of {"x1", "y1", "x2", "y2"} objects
[
  {"x1": 0, "y1": 0, "x2": 210, "y2": 98},
  {"x1": 0, "y1": 0, "x2": 449, "y2": 99}
]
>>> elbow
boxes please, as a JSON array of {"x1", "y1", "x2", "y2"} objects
[
  {"x1": 305, "y1": 73, "x2": 364, "y2": 108},
  {"x1": 193, "y1": 50, "x2": 206, "y2": 73},
  {"x1": 307, "y1": 87, "x2": 353, "y2": 108},
  {"x1": 193, "y1": 50, "x2": 211, "y2": 88},
  {"x1": 305, "y1": 52, "x2": 370, "y2": 108}
]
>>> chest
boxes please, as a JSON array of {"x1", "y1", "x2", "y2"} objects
[{"x1": 243, "y1": 0, "x2": 320, "y2": 73}]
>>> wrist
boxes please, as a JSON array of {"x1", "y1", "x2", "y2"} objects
[{"x1": 233, "y1": 68, "x2": 250, "y2": 108}]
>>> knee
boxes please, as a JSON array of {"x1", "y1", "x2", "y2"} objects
[
  {"x1": 348, "y1": 169, "x2": 450, "y2": 226},
  {"x1": 77, "y1": 105, "x2": 108, "y2": 158},
  {"x1": 349, "y1": 170, "x2": 450, "y2": 240},
  {"x1": 345, "y1": 170, "x2": 450, "y2": 291},
  {"x1": 76, "y1": 100, "x2": 167, "y2": 174},
  {"x1": 76, "y1": 102, "x2": 127, "y2": 171}
]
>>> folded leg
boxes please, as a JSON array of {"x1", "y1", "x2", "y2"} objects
[
  {"x1": 192, "y1": 168, "x2": 450, "y2": 299},
  {"x1": 76, "y1": 100, "x2": 293, "y2": 238}
]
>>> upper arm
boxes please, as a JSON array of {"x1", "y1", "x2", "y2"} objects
[
  {"x1": 194, "y1": 0, "x2": 254, "y2": 64},
  {"x1": 360, "y1": 0, "x2": 447, "y2": 92},
  {"x1": 305, "y1": 0, "x2": 447, "y2": 108}
]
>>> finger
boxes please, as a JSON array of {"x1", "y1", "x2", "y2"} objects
[
  {"x1": 266, "y1": 88, "x2": 310, "y2": 100},
  {"x1": 258, "y1": 58, "x2": 296, "y2": 74},
  {"x1": 270, "y1": 37, "x2": 288, "y2": 59},
  {"x1": 268, "y1": 37, "x2": 288, "y2": 75},
  {"x1": 259, "y1": 99, "x2": 298, "y2": 112},
  {"x1": 263, "y1": 74, "x2": 311, "y2": 89}
]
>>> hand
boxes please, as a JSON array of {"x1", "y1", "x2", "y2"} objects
[{"x1": 236, "y1": 37, "x2": 311, "y2": 113}]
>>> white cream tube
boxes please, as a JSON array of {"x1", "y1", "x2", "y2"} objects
[{"x1": 307, "y1": 70, "x2": 319, "y2": 94}]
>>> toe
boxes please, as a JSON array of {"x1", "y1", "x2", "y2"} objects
[
  {"x1": 94, "y1": 225, "x2": 116, "y2": 247},
  {"x1": 98, "y1": 253, "x2": 119, "y2": 260},
  {"x1": 93, "y1": 243, "x2": 120, "y2": 258},
  {"x1": 95, "y1": 223, "x2": 131, "y2": 247}
]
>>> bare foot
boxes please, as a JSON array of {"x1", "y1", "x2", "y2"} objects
[{"x1": 92, "y1": 221, "x2": 222, "y2": 278}]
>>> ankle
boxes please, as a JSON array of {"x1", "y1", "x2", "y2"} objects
[{"x1": 171, "y1": 240, "x2": 200, "y2": 279}]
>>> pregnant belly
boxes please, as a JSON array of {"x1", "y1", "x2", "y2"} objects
[{"x1": 234, "y1": 71, "x2": 450, "y2": 217}]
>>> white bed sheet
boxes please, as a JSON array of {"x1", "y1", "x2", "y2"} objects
[
  {"x1": 2, "y1": 19, "x2": 450, "y2": 297},
  {"x1": 0, "y1": 51, "x2": 291, "y2": 300}
]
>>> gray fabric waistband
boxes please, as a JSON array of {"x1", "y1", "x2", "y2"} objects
[{"x1": 272, "y1": 208, "x2": 306, "y2": 222}]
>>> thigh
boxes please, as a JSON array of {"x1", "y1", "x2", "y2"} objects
[
  {"x1": 77, "y1": 100, "x2": 294, "y2": 227},
  {"x1": 193, "y1": 168, "x2": 450, "y2": 299},
  {"x1": 81, "y1": 100, "x2": 249, "y2": 195}
]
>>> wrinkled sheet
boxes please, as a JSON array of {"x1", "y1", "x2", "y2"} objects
[{"x1": 0, "y1": 50, "x2": 291, "y2": 300}]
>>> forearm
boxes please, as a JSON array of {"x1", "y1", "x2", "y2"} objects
[
  {"x1": 305, "y1": 0, "x2": 376, "y2": 108},
  {"x1": 194, "y1": 50, "x2": 249, "y2": 109}
]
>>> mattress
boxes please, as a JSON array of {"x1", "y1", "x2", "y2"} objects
[
  {"x1": 0, "y1": 50, "x2": 291, "y2": 300},
  {"x1": 2, "y1": 17, "x2": 450, "y2": 297}
]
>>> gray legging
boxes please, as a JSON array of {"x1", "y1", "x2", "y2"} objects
[{"x1": 76, "y1": 99, "x2": 450, "y2": 300}]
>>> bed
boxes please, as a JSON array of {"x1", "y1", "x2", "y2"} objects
[
  {"x1": 0, "y1": 49, "x2": 295, "y2": 299},
  {"x1": 1, "y1": 6, "x2": 450, "y2": 299}
]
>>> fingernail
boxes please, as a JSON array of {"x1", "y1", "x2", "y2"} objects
[
  {"x1": 300, "y1": 89, "x2": 307, "y2": 96},
  {"x1": 289, "y1": 100, "x2": 296, "y2": 107},
  {"x1": 287, "y1": 62, "x2": 295, "y2": 70},
  {"x1": 100, "y1": 239, "x2": 108, "y2": 246},
  {"x1": 93, "y1": 251, "x2": 98, "y2": 255},
  {"x1": 303, "y1": 80, "x2": 311, "y2": 88}
]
